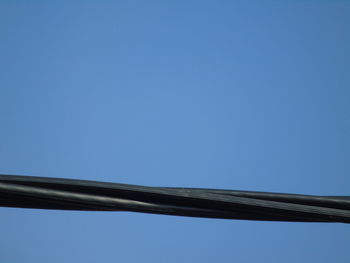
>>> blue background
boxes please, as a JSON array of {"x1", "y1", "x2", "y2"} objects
[{"x1": 1, "y1": 1, "x2": 349, "y2": 262}]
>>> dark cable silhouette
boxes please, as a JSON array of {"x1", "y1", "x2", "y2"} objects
[{"x1": 0, "y1": 174, "x2": 349, "y2": 223}]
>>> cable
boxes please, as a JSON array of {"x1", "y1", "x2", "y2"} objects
[{"x1": 0, "y1": 174, "x2": 349, "y2": 223}]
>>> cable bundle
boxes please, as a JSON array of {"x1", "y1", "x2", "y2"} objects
[{"x1": 0, "y1": 174, "x2": 349, "y2": 223}]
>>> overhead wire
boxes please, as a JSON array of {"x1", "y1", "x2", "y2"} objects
[{"x1": 0, "y1": 174, "x2": 349, "y2": 223}]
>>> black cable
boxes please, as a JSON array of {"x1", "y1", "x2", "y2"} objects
[{"x1": 0, "y1": 174, "x2": 349, "y2": 223}]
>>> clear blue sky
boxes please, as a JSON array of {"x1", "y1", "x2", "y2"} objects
[{"x1": 1, "y1": 1, "x2": 349, "y2": 262}]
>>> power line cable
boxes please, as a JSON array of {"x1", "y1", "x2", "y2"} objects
[{"x1": 0, "y1": 174, "x2": 349, "y2": 223}]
